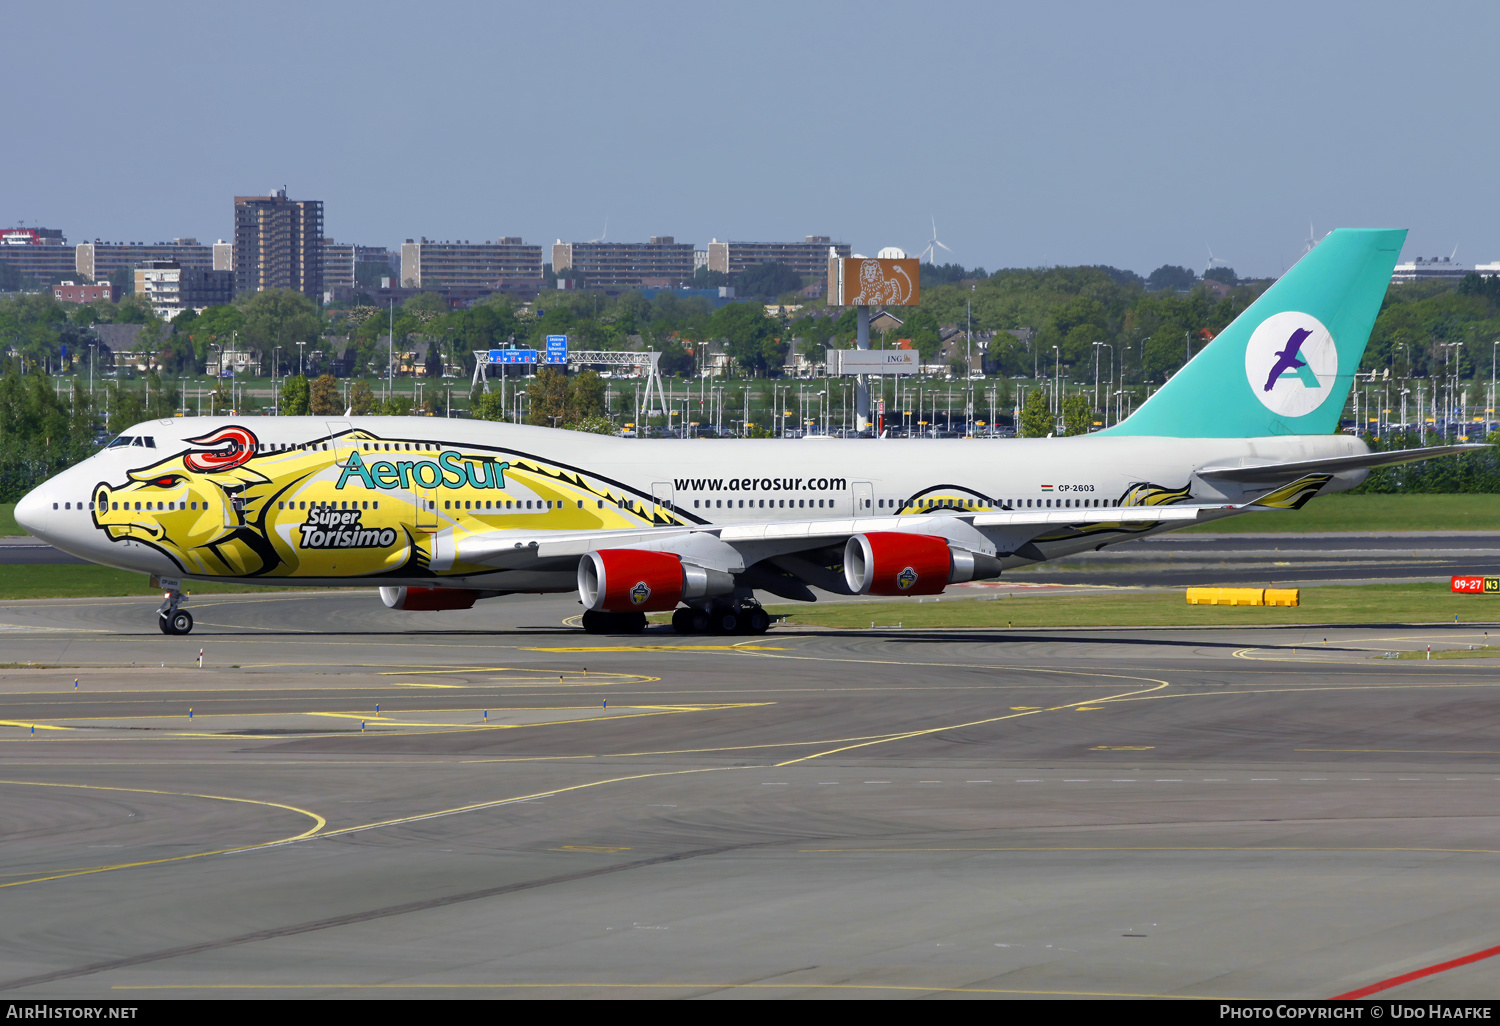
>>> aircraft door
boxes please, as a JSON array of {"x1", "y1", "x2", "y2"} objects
[
  {"x1": 852, "y1": 481, "x2": 873, "y2": 516},
  {"x1": 327, "y1": 421, "x2": 353, "y2": 467},
  {"x1": 651, "y1": 481, "x2": 674, "y2": 519},
  {"x1": 416, "y1": 487, "x2": 437, "y2": 531}
]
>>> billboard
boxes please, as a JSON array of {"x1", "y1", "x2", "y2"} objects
[
  {"x1": 826, "y1": 348, "x2": 920, "y2": 375},
  {"x1": 827, "y1": 257, "x2": 921, "y2": 307}
]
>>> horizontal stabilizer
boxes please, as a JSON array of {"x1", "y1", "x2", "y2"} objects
[{"x1": 1196, "y1": 443, "x2": 1486, "y2": 482}]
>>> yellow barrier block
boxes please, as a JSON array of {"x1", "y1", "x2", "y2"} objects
[
  {"x1": 1186, "y1": 588, "x2": 1265, "y2": 606},
  {"x1": 1185, "y1": 588, "x2": 1300, "y2": 607}
]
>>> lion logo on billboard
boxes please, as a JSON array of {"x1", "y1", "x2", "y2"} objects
[{"x1": 852, "y1": 259, "x2": 915, "y2": 305}]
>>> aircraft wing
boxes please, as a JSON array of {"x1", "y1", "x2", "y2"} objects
[
  {"x1": 451, "y1": 502, "x2": 1245, "y2": 571},
  {"x1": 1195, "y1": 443, "x2": 1486, "y2": 482}
]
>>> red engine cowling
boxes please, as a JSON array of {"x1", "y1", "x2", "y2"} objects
[
  {"x1": 379, "y1": 586, "x2": 480, "y2": 611},
  {"x1": 578, "y1": 549, "x2": 685, "y2": 613},
  {"x1": 843, "y1": 533, "x2": 952, "y2": 596}
]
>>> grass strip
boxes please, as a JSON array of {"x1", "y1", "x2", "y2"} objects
[
  {"x1": 0, "y1": 564, "x2": 315, "y2": 600},
  {"x1": 1183, "y1": 493, "x2": 1500, "y2": 533},
  {"x1": 768, "y1": 583, "x2": 1500, "y2": 630}
]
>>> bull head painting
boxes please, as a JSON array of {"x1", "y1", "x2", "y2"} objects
[{"x1": 92, "y1": 426, "x2": 286, "y2": 576}]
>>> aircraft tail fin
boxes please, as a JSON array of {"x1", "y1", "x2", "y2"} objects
[{"x1": 1103, "y1": 228, "x2": 1405, "y2": 438}]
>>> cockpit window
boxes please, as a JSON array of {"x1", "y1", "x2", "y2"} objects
[
  {"x1": 107, "y1": 436, "x2": 133, "y2": 449},
  {"x1": 108, "y1": 436, "x2": 157, "y2": 448}
]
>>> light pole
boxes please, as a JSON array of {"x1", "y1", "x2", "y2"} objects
[
  {"x1": 1488, "y1": 339, "x2": 1500, "y2": 432},
  {"x1": 1051, "y1": 345, "x2": 1060, "y2": 418}
]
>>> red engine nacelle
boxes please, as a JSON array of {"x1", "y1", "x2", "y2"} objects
[
  {"x1": 843, "y1": 533, "x2": 953, "y2": 596},
  {"x1": 578, "y1": 549, "x2": 685, "y2": 613},
  {"x1": 379, "y1": 586, "x2": 481, "y2": 611}
]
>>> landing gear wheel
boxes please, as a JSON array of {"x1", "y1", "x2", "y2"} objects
[
  {"x1": 672, "y1": 608, "x2": 697, "y2": 634},
  {"x1": 621, "y1": 611, "x2": 648, "y2": 634},
  {"x1": 745, "y1": 608, "x2": 771, "y2": 635},
  {"x1": 581, "y1": 610, "x2": 611, "y2": 634},
  {"x1": 711, "y1": 608, "x2": 740, "y2": 635},
  {"x1": 160, "y1": 610, "x2": 193, "y2": 635}
]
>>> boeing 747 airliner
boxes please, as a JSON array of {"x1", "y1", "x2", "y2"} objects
[{"x1": 14, "y1": 229, "x2": 1477, "y2": 635}]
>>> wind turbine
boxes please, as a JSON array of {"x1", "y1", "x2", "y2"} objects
[
  {"x1": 1301, "y1": 221, "x2": 1321, "y2": 257},
  {"x1": 589, "y1": 217, "x2": 609, "y2": 244},
  {"x1": 1205, "y1": 244, "x2": 1231, "y2": 275},
  {"x1": 918, "y1": 217, "x2": 953, "y2": 265}
]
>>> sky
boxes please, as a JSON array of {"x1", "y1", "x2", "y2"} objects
[{"x1": 4, "y1": 1, "x2": 1497, "y2": 279}]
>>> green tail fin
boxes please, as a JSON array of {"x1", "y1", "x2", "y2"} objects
[{"x1": 1103, "y1": 228, "x2": 1405, "y2": 438}]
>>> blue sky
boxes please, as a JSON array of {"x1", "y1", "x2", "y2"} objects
[{"x1": 4, "y1": 1, "x2": 1495, "y2": 278}]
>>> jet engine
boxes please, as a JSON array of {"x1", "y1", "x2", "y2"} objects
[
  {"x1": 379, "y1": 586, "x2": 481, "y2": 611},
  {"x1": 843, "y1": 532, "x2": 1001, "y2": 596},
  {"x1": 578, "y1": 549, "x2": 734, "y2": 613}
]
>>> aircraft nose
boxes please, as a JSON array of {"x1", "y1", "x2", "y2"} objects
[{"x1": 14, "y1": 483, "x2": 50, "y2": 540}]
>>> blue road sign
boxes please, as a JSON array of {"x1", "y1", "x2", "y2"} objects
[
  {"x1": 488, "y1": 349, "x2": 538, "y2": 364},
  {"x1": 545, "y1": 335, "x2": 568, "y2": 365}
]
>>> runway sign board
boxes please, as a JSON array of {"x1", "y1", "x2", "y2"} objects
[
  {"x1": 828, "y1": 257, "x2": 921, "y2": 307},
  {"x1": 827, "y1": 349, "x2": 920, "y2": 375},
  {"x1": 1451, "y1": 575, "x2": 1500, "y2": 593}
]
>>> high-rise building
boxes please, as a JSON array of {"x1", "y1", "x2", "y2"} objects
[
  {"x1": 706, "y1": 236, "x2": 851, "y2": 278},
  {"x1": 0, "y1": 227, "x2": 75, "y2": 284},
  {"x1": 551, "y1": 236, "x2": 695, "y2": 288},
  {"x1": 76, "y1": 239, "x2": 213, "y2": 282},
  {"x1": 233, "y1": 188, "x2": 324, "y2": 302},
  {"x1": 398, "y1": 237, "x2": 543, "y2": 289}
]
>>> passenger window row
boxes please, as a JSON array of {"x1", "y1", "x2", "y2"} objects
[
  {"x1": 277, "y1": 500, "x2": 381, "y2": 510},
  {"x1": 443, "y1": 499, "x2": 600, "y2": 511},
  {"x1": 693, "y1": 498, "x2": 832, "y2": 509}
]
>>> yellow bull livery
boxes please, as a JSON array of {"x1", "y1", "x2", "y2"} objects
[{"x1": 91, "y1": 425, "x2": 680, "y2": 580}]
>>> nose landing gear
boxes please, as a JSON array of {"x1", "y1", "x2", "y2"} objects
[{"x1": 155, "y1": 578, "x2": 193, "y2": 635}]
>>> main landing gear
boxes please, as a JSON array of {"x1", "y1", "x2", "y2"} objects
[
  {"x1": 157, "y1": 588, "x2": 193, "y2": 635},
  {"x1": 672, "y1": 601, "x2": 771, "y2": 636}
]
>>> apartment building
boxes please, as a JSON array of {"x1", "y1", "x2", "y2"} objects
[
  {"x1": 552, "y1": 236, "x2": 695, "y2": 288},
  {"x1": 398, "y1": 237, "x2": 543, "y2": 288},
  {"x1": 233, "y1": 188, "x2": 324, "y2": 301},
  {"x1": 706, "y1": 235, "x2": 851, "y2": 278},
  {"x1": 135, "y1": 261, "x2": 234, "y2": 320},
  {"x1": 76, "y1": 239, "x2": 214, "y2": 282},
  {"x1": 0, "y1": 227, "x2": 75, "y2": 283},
  {"x1": 53, "y1": 281, "x2": 118, "y2": 303},
  {"x1": 323, "y1": 241, "x2": 399, "y2": 289}
]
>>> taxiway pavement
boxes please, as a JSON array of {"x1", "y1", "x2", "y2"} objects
[{"x1": 0, "y1": 591, "x2": 1498, "y2": 999}]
